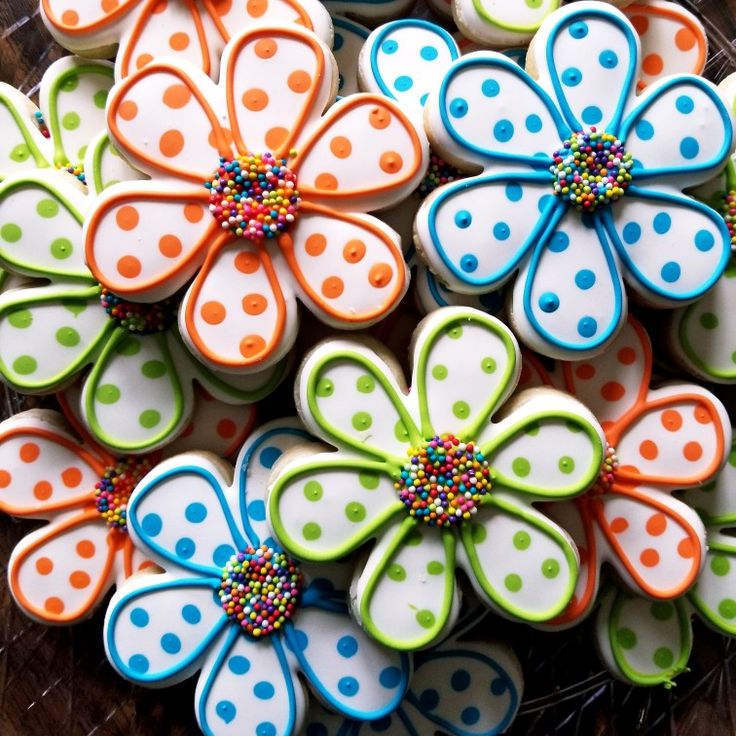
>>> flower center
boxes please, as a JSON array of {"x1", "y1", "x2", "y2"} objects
[
  {"x1": 218, "y1": 544, "x2": 302, "y2": 637},
  {"x1": 592, "y1": 443, "x2": 619, "y2": 495},
  {"x1": 394, "y1": 433, "x2": 492, "y2": 528},
  {"x1": 35, "y1": 111, "x2": 87, "y2": 184},
  {"x1": 415, "y1": 152, "x2": 462, "y2": 199},
  {"x1": 95, "y1": 456, "x2": 152, "y2": 531},
  {"x1": 722, "y1": 190, "x2": 736, "y2": 250},
  {"x1": 99, "y1": 287, "x2": 177, "y2": 334},
  {"x1": 550, "y1": 128, "x2": 633, "y2": 211},
  {"x1": 205, "y1": 153, "x2": 301, "y2": 240}
]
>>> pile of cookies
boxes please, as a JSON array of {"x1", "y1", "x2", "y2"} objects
[{"x1": 0, "y1": 0, "x2": 734, "y2": 733}]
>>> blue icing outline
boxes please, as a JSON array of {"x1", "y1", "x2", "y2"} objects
[{"x1": 332, "y1": 15, "x2": 370, "y2": 41}]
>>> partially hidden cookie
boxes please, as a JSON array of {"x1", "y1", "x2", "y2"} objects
[
  {"x1": 269, "y1": 306, "x2": 606, "y2": 650},
  {"x1": 332, "y1": 15, "x2": 370, "y2": 98},
  {"x1": 417, "y1": 1, "x2": 733, "y2": 360},
  {"x1": 86, "y1": 25, "x2": 428, "y2": 374},
  {"x1": 104, "y1": 419, "x2": 410, "y2": 736},
  {"x1": 320, "y1": 0, "x2": 415, "y2": 26}
]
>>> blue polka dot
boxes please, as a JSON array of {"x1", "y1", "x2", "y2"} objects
[
  {"x1": 129, "y1": 654, "x2": 149, "y2": 673},
  {"x1": 161, "y1": 633, "x2": 181, "y2": 654},
  {"x1": 306, "y1": 725, "x2": 328, "y2": 736},
  {"x1": 491, "y1": 677, "x2": 507, "y2": 695},
  {"x1": 454, "y1": 210, "x2": 472, "y2": 228},
  {"x1": 462, "y1": 707, "x2": 480, "y2": 725},
  {"x1": 228, "y1": 655, "x2": 250, "y2": 675},
  {"x1": 130, "y1": 607, "x2": 149, "y2": 627},
  {"x1": 575, "y1": 269, "x2": 596, "y2": 290},
  {"x1": 661, "y1": 261, "x2": 681, "y2": 282},
  {"x1": 182, "y1": 604, "x2": 201, "y2": 624},
  {"x1": 582, "y1": 105, "x2": 602, "y2": 125},
  {"x1": 185, "y1": 502, "x2": 207, "y2": 523},
  {"x1": 288, "y1": 629, "x2": 309, "y2": 651},
  {"x1": 481, "y1": 79, "x2": 500, "y2": 97},
  {"x1": 216, "y1": 700, "x2": 236, "y2": 724},
  {"x1": 176, "y1": 537, "x2": 196, "y2": 559},
  {"x1": 338, "y1": 676, "x2": 360, "y2": 696},
  {"x1": 451, "y1": 669, "x2": 471, "y2": 691},
  {"x1": 248, "y1": 500, "x2": 266, "y2": 521},
  {"x1": 525, "y1": 114, "x2": 542, "y2": 133},
  {"x1": 538, "y1": 194, "x2": 555, "y2": 213},
  {"x1": 578, "y1": 316, "x2": 598, "y2": 338},
  {"x1": 257, "y1": 723, "x2": 276, "y2": 736},
  {"x1": 141, "y1": 513, "x2": 162, "y2": 537},
  {"x1": 549, "y1": 231, "x2": 570, "y2": 252},
  {"x1": 635, "y1": 119, "x2": 654, "y2": 140},
  {"x1": 394, "y1": 76, "x2": 413, "y2": 92},
  {"x1": 333, "y1": 33, "x2": 344, "y2": 52},
  {"x1": 420, "y1": 45, "x2": 438, "y2": 60},
  {"x1": 680, "y1": 136, "x2": 699, "y2": 159},
  {"x1": 493, "y1": 119, "x2": 514, "y2": 143},
  {"x1": 569, "y1": 21, "x2": 588, "y2": 38},
  {"x1": 419, "y1": 688, "x2": 439, "y2": 710},
  {"x1": 506, "y1": 183, "x2": 523, "y2": 202},
  {"x1": 213, "y1": 543, "x2": 235, "y2": 567},
  {"x1": 449, "y1": 97, "x2": 468, "y2": 118},
  {"x1": 460, "y1": 254, "x2": 478, "y2": 272},
  {"x1": 254, "y1": 681, "x2": 275, "y2": 700},
  {"x1": 420, "y1": 93, "x2": 428, "y2": 106},
  {"x1": 676, "y1": 95, "x2": 694, "y2": 114},
  {"x1": 259, "y1": 446, "x2": 282, "y2": 468},
  {"x1": 561, "y1": 67, "x2": 582, "y2": 87},
  {"x1": 599, "y1": 49, "x2": 618, "y2": 68},
  {"x1": 622, "y1": 222, "x2": 641, "y2": 244},
  {"x1": 337, "y1": 635, "x2": 358, "y2": 658},
  {"x1": 369, "y1": 717, "x2": 392, "y2": 732},
  {"x1": 379, "y1": 666, "x2": 402, "y2": 688},
  {"x1": 382, "y1": 40, "x2": 398, "y2": 54},
  {"x1": 695, "y1": 229, "x2": 715, "y2": 252},
  {"x1": 653, "y1": 212, "x2": 671, "y2": 234},
  {"x1": 539, "y1": 292, "x2": 560, "y2": 313},
  {"x1": 493, "y1": 222, "x2": 510, "y2": 241}
]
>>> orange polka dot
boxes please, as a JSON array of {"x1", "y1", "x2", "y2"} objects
[
  {"x1": 0, "y1": 470, "x2": 10, "y2": 488},
  {"x1": 646, "y1": 513, "x2": 667, "y2": 536},
  {"x1": 160, "y1": 129, "x2": 185, "y2": 158},
  {"x1": 369, "y1": 107, "x2": 391, "y2": 129},
  {"x1": 152, "y1": 0, "x2": 168, "y2": 12},
  {"x1": 162, "y1": 83, "x2": 191, "y2": 109},
  {"x1": 159, "y1": 234, "x2": 182, "y2": 258},
  {"x1": 640, "y1": 548, "x2": 660, "y2": 567},
  {"x1": 601, "y1": 420, "x2": 615, "y2": 434},
  {"x1": 661, "y1": 409, "x2": 683, "y2": 432},
  {"x1": 215, "y1": 0, "x2": 232, "y2": 14},
  {"x1": 70, "y1": 570, "x2": 91, "y2": 589},
  {"x1": 240, "y1": 335, "x2": 266, "y2": 358},
  {"x1": 61, "y1": 467, "x2": 82, "y2": 488},
  {"x1": 575, "y1": 363, "x2": 595, "y2": 380},
  {"x1": 139, "y1": 560, "x2": 157, "y2": 570},
  {"x1": 694, "y1": 405, "x2": 712, "y2": 424},
  {"x1": 601, "y1": 381, "x2": 625, "y2": 402},
  {"x1": 678, "y1": 537, "x2": 695, "y2": 559},
  {"x1": 217, "y1": 419, "x2": 236, "y2": 438},
  {"x1": 242, "y1": 293, "x2": 267, "y2": 315},
  {"x1": 630, "y1": 15, "x2": 648, "y2": 35},
  {"x1": 136, "y1": 54, "x2": 153, "y2": 70},
  {"x1": 247, "y1": 0, "x2": 268, "y2": 17},
  {"x1": 288, "y1": 70, "x2": 312, "y2": 93},
  {"x1": 201, "y1": 301, "x2": 226, "y2": 325},
  {"x1": 330, "y1": 136, "x2": 352, "y2": 159},
  {"x1": 44, "y1": 596, "x2": 64, "y2": 614},
  {"x1": 379, "y1": 151, "x2": 403, "y2": 174},
  {"x1": 315, "y1": 173, "x2": 338, "y2": 190},
  {"x1": 610, "y1": 517, "x2": 628, "y2": 534},
  {"x1": 118, "y1": 100, "x2": 138, "y2": 121},
  {"x1": 618, "y1": 463, "x2": 640, "y2": 475},
  {"x1": 101, "y1": 0, "x2": 119, "y2": 11},
  {"x1": 19, "y1": 442, "x2": 39, "y2": 463},
  {"x1": 115, "y1": 205, "x2": 139, "y2": 231},
  {"x1": 322, "y1": 276, "x2": 344, "y2": 299},
  {"x1": 169, "y1": 32, "x2": 190, "y2": 51},
  {"x1": 305, "y1": 234, "x2": 327, "y2": 256},
  {"x1": 242, "y1": 88, "x2": 269, "y2": 111},
  {"x1": 35, "y1": 557, "x2": 53, "y2": 575},
  {"x1": 117, "y1": 255, "x2": 142, "y2": 279},
  {"x1": 642, "y1": 53, "x2": 664, "y2": 76},
  {"x1": 184, "y1": 203, "x2": 203, "y2": 223},
  {"x1": 343, "y1": 239, "x2": 366, "y2": 263},
  {"x1": 639, "y1": 439, "x2": 659, "y2": 460},
  {"x1": 235, "y1": 251, "x2": 260, "y2": 273},
  {"x1": 675, "y1": 27, "x2": 697, "y2": 51},
  {"x1": 61, "y1": 9, "x2": 79, "y2": 25},
  {"x1": 369, "y1": 263, "x2": 393, "y2": 288},
  {"x1": 255, "y1": 38, "x2": 277, "y2": 59},
  {"x1": 34, "y1": 481, "x2": 52, "y2": 500},
  {"x1": 683, "y1": 441, "x2": 703, "y2": 461},
  {"x1": 179, "y1": 423, "x2": 194, "y2": 438},
  {"x1": 76, "y1": 540, "x2": 96, "y2": 558},
  {"x1": 617, "y1": 347, "x2": 636, "y2": 364},
  {"x1": 265, "y1": 126, "x2": 288, "y2": 150}
]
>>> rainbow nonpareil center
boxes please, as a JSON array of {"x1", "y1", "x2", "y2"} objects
[
  {"x1": 95, "y1": 456, "x2": 152, "y2": 531},
  {"x1": 592, "y1": 443, "x2": 620, "y2": 495},
  {"x1": 99, "y1": 287, "x2": 177, "y2": 334}
]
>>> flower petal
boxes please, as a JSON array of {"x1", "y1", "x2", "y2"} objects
[
  {"x1": 355, "y1": 518, "x2": 459, "y2": 650},
  {"x1": 104, "y1": 574, "x2": 227, "y2": 684},
  {"x1": 333, "y1": 16, "x2": 369, "y2": 98},
  {"x1": 675, "y1": 447, "x2": 736, "y2": 525},
  {"x1": 84, "y1": 131, "x2": 147, "y2": 197},
  {"x1": 287, "y1": 608, "x2": 409, "y2": 719},
  {"x1": 128, "y1": 455, "x2": 247, "y2": 576},
  {"x1": 414, "y1": 263, "x2": 504, "y2": 316},
  {"x1": 0, "y1": 83, "x2": 52, "y2": 175},
  {"x1": 453, "y1": 0, "x2": 557, "y2": 46},
  {"x1": 84, "y1": 182, "x2": 216, "y2": 301},
  {"x1": 181, "y1": 234, "x2": 296, "y2": 371},
  {"x1": 606, "y1": 189, "x2": 730, "y2": 305},
  {"x1": 688, "y1": 532, "x2": 736, "y2": 635},
  {"x1": 415, "y1": 173, "x2": 557, "y2": 293},
  {"x1": 269, "y1": 455, "x2": 403, "y2": 561},
  {"x1": 459, "y1": 498, "x2": 578, "y2": 622},
  {"x1": 40, "y1": 0, "x2": 137, "y2": 46},
  {"x1": 280, "y1": 204, "x2": 408, "y2": 328},
  {"x1": 9, "y1": 510, "x2": 116, "y2": 623},
  {"x1": 410, "y1": 307, "x2": 520, "y2": 439}
]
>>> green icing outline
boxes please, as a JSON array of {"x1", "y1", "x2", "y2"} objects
[
  {"x1": 470, "y1": 0, "x2": 561, "y2": 34},
  {"x1": 688, "y1": 540, "x2": 736, "y2": 636},
  {"x1": 89, "y1": 132, "x2": 111, "y2": 196},
  {"x1": 0, "y1": 89, "x2": 50, "y2": 173}
]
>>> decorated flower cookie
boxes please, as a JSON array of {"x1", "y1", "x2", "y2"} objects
[
  {"x1": 0, "y1": 393, "x2": 254, "y2": 626},
  {"x1": 333, "y1": 15, "x2": 370, "y2": 97},
  {"x1": 542, "y1": 317, "x2": 730, "y2": 628},
  {"x1": 40, "y1": 0, "x2": 332, "y2": 82},
  {"x1": 86, "y1": 26, "x2": 428, "y2": 374},
  {"x1": 104, "y1": 420, "x2": 410, "y2": 735},
  {"x1": 320, "y1": 0, "x2": 415, "y2": 26},
  {"x1": 416, "y1": 1, "x2": 733, "y2": 360},
  {"x1": 268, "y1": 307, "x2": 606, "y2": 650}
]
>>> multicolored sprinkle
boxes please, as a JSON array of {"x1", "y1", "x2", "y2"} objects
[
  {"x1": 722, "y1": 190, "x2": 736, "y2": 250},
  {"x1": 99, "y1": 287, "x2": 177, "y2": 334},
  {"x1": 594, "y1": 443, "x2": 620, "y2": 493},
  {"x1": 415, "y1": 152, "x2": 463, "y2": 199},
  {"x1": 95, "y1": 457, "x2": 152, "y2": 531}
]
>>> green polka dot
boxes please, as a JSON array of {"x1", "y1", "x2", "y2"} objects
[
  {"x1": 427, "y1": 561, "x2": 444, "y2": 575},
  {"x1": 303, "y1": 480, "x2": 323, "y2": 502},
  {"x1": 512, "y1": 457, "x2": 530, "y2": 477},
  {"x1": 116, "y1": 337, "x2": 140, "y2": 356},
  {"x1": 513, "y1": 531, "x2": 531, "y2": 550},
  {"x1": 729, "y1": 449, "x2": 736, "y2": 467},
  {"x1": 504, "y1": 574, "x2": 522, "y2": 592},
  {"x1": 139, "y1": 409, "x2": 161, "y2": 428},
  {"x1": 447, "y1": 325, "x2": 463, "y2": 339},
  {"x1": 9, "y1": 143, "x2": 30, "y2": 162},
  {"x1": 61, "y1": 75, "x2": 79, "y2": 91},
  {"x1": 387, "y1": 563, "x2": 406, "y2": 581},
  {"x1": 359, "y1": 471, "x2": 380, "y2": 490},
  {"x1": 524, "y1": 421, "x2": 540, "y2": 436},
  {"x1": 96, "y1": 384, "x2": 120, "y2": 404},
  {"x1": 50, "y1": 237, "x2": 73, "y2": 259},
  {"x1": 415, "y1": 609, "x2": 435, "y2": 629},
  {"x1": 36, "y1": 198, "x2": 59, "y2": 218},
  {"x1": 61, "y1": 112, "x2": 80, "y2": 131},
  {"x1": 725, "y1": 261, "x2": 736, "y2": 278},
  {"x1": 1, "y1": 223, "x2": 22, "y2": 243},
  {"x1": 352, "y1": 411, "x2": 372, "y2": 431},
  {"x1": 141, "y1": 360, "x2": 166, "y2": 378},
  {"x1": 699, "y1": 312, "x2": 719, "y2": 330},
  {"x1": 12, "y1": 355, "x2": 36, "y2": 375},
  {"x1": 77, "y1": 144, "x2": 87, "y2": 161},
  {"x1": 303, "y1": 522, "x2": 321, "y2": 540},
  {"x1": 394, "y1": 420, "x2": 409, "y2": 443},
  {"x1": 7, "y1": 309, "x2": 32, "y2": 328},
  {"x1": 711, "y1": 555, "x2": 731, "y2": 576},
  {"x1": 55, "y1": 326, "x2": 80, "y2": 347},
  {"x1": 653, "y1": 647, "x2": 674, "y2": 670},
  {"x1": 62, "y1": 300, "x2": 86, "y2": 316},
  {"x1": 452, "y1": 401, "x2": 470, "y2": 419},
  {"x1": 94, "y1": 89, "x2": 108, "y2": 108},
  {"x1": 356, "y1": 374, "x2": 375, "y2": 393},
  {"x1": 541, "y1": 558, "x2": 560, "y2": 579},
  {"x1": 481, "y1": 356, "x2": 496, "y2": 373},
  {"x1": 616, "y1": 627, "x2": 637, "y2": 649},
  {"x1": 432, "y1": 364, "x2": 448, "y2": 380},
  {"x1": 650, "y1": 602, "x2": 674, "y2": 621},
  {"x1": 471, "y1": 522, "x2": 486, "y2": 544},
  {"x1": 345, "y1": 502, "x2": 366, "y2": 522},
  {"x1": 565, "y1": 420, "x2": 582, "y2": 433},
  {"x1": 526, "y1": 0, "x2": 542, "y2": 8},
  {"x1": 558, "y1": 456, "x2": 575, "y2": 474},
  {"x1": 718, "y1": 598, "x2": 736, "y2": 619},
  {"x1": 315, "y1": 377, "x2": 334, "y2": 396},
  {"x1": 405, "y1": 529, "x2": 423, "y2": 546}
]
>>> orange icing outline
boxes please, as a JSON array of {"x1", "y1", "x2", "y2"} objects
[{"x1": 41, "y1": 0, "x2": 139, "y2": 35}]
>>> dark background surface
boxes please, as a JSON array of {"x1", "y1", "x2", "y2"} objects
[{"x1": 2, "y1": 0, "x2": 736, "y2": 734}]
